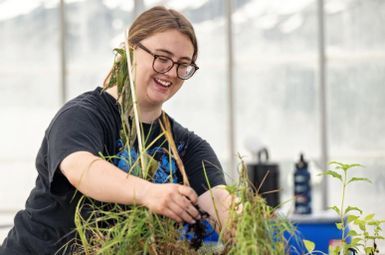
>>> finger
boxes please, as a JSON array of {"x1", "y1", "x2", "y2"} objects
[
  {"x1": 169, "y1": 201, "x2": 195, "y2": 224},
  {"x1": 177, "y1": 185, "x2": 198, "y2": 204},
  {"x1": 174, "y1": 194, "x2": 201, "y2": 220},
  {"x1": 163, "y1": 208, "x2": 183, "y2": 223},
  {"x1": 182, "y1": 196, "x2": 201, "y2": 219}
]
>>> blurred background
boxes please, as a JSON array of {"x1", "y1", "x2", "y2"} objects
[{"x1": 1, "y1": 0, "x2": 384, "y2": 250}]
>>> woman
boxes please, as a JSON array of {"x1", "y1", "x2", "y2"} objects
[{"x1": 0, "y1": 6, "x2": 231, "y2": 255}]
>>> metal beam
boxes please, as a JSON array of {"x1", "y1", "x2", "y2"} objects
[
  {"x1": 0, "y1": 224, "x2": 13, "y2": 229},
  {"x1": 317, "y1": 0, "x2": 329, "y2": 211},
  {"x1": 225, "y1": 0, "x2": 236, "y2": 181},
  {"x1": 134, "y1": 0, "x2": 144, "y2": 19},
  {"x1": 59, "y1": 0, "x2": 67, "y2": 104}
]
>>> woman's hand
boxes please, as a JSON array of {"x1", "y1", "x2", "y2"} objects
[
  {"x1": 61, "y1": 151, "x2": 201, "y2": 224},
  {"x1": 197, "y1": 185, "x2": 242, "y2": 242},
  {"x1": 140, "y1": 183, "x2": 201, "y2": 224}
]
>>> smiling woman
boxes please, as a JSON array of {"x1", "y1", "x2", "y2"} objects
[{"x1": 0, "y1": 6, "x2": 230, "y2": 255}]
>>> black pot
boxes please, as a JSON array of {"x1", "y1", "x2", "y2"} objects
[{"x1": 247, "y1": 148, "x2": 280, "y2": 208}]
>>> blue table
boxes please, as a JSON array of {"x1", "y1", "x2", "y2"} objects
[{"x1": 287, "y1": 212, "x2": 346, "y2": 254}]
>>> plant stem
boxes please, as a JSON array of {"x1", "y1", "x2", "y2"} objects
[
  {"x1": 340, "y1": 169, "x2": 347, "y2": 251},
  {"x1": 124, "y1": 28, "x2": 147, "y2": 174},
  {"x1": 159, "y1": 112, "x2": 190, "y2": 187},
  {"x1": 201, "y1": 162, "x2": 222, "y2": 230}
]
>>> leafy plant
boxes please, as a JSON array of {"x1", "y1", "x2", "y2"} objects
[
  {"x1": 321, "y1": 161, "x2": 385, "y2": 255},
  {"x1": 221, "y1": 156, "x2": 297, "y2": 255}
]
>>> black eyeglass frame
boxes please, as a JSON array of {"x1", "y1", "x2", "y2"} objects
[{"x1": 136, "y1": 42, "x2": 199, "y2": 80}]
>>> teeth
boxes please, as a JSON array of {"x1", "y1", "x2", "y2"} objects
[{"x1": 155, "y1": 78, "x2": 171, "y2": 87}]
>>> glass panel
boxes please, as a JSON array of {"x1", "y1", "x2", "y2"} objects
[
  {"x1": 326, "y1": 0, "x2": 385, "y2": 249},
  {"x1": 0, "y1": 0, "x2": 60, "y2": 240},
  {"x1": 233, "y1": 0, "x2": 320, "y2": 210},
  {"x1": 66, "y1": 0, "x2": 134, "y2": 98}
]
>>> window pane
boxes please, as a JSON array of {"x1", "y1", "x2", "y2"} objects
[
  {"x1": 326, "y1": 0, "x2": 385, "y2": 239},
  {"x1": 0, "y1": 0, "x2": 60, "y2": 232},
  {"x1": 234, "y1": 0, "x2": 320, "y2": 209},
  {"x1": 66, "y1": 0, "x2": 134, "y2": 97}
]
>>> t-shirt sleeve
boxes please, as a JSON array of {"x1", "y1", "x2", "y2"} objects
[
  {"x1": 46, "y1": 106, "x2": 105, "y2": 188},
  {"x1": 183, "y1": 135, "x2": 226, "y2": 196}
]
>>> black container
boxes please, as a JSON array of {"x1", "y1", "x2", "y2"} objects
[{"x1": 247, "y1": 148, "x2": 280, "y2": 208}]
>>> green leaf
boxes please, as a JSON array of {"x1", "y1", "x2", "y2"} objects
[
  {"x1": 303, "y1": 239, "x2": 315, "y2": 253},
  {"x1": 347, "y1": 163, "x2": 363, "y2": 169},
  {"x1": 366, "y1": 235, "x2": 380, "y2": 240},
  {"x1": 365, "y1": 247, "x2": 375, "y2": 254},
  {"x1": 328, "y1": 161, "x2": 344, "y2": 167},
  {"x1": 340, "y1": 164, "x2": 350, "y2": 172},
  {"x1": 336, "y1": 222, "x2": 343, "y2": 230},
  {"x1": 323, "y1": 170, "x2": 342, "y2": 181},
  {"x1": 351, "y1": 237, "x2": 362, "y2": 245},
  {"x1": 345, "y1": 206, "x2": 363, "y2": 215},
  {"x1": 347, "y1": 215, "x2": 360, "y2": 223},
  {"x1": 328, "y1": 162, "x2": 363, "y2": 172},
  {"x1": 368, "y1": 221, "x2": 380, "y2": 226},
  {"x1": 333, "y1": 246, "x2": 342, "y2": 254},
  {"x1": 328, "y1": 205, "x2": 341, "y2": 215},
  {"x1": 347, "y1": 177, "x2": 372, "y2": 185},
  {"x1": 344, "y1": 163, "x2": 363, "y2": 172},
  {"x1": 358, "y1": 221, "x2": 366, "y2": 231},
  {"x1": 347, "y1": 230, "x2": 359, "y2": 237},
  {"x1": 365, "y1": 214, "x2": 375, "y2": 221}
]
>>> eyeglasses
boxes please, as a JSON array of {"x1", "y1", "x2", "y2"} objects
[{"x1": 136, "y1": 42, "x2": 199, "y2": 80}]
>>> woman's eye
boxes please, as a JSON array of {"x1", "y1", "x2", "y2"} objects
[{"x1": 157, "y1": 56, "x2": 170, "y2": 63}]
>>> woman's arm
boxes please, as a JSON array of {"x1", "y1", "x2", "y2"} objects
[
  {"x1": 60, "y1": 151, "x2": 200, "y2": 224},
  {"x1": 198, "y1": 185, "x2": 241, "y2": 239}
]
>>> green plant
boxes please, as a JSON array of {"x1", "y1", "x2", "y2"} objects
[
  {"x1": 322, "y1": 161, "x2": 385, "y2": 255},
  {"x1": 219, "y1": 156, "x2": 304, "y2": 255}
]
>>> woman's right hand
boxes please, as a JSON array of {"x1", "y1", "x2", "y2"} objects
[
  {"x1": 140, "y1": 183, "x2": 201, "y2": 224},
  {"x1": 61, "y1": 151, "x2": 201, "y2": 224}
]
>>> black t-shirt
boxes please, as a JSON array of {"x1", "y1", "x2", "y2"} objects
[{"x1": 0, "y1": 87, "x2": 225, "y2": 255}]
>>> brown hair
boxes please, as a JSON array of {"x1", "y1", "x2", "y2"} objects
[
  {"x1": 103, "y1": 6, "x2": 198, "y2": 88},
  {"x1": 128, "y1": 6, "x2": 198, "y2": 61}
]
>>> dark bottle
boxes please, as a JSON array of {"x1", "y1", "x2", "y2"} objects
[{"x1": 294, "y1": 153, "x2": 312, "y2": 214}]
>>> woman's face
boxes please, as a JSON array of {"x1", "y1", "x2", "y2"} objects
[{"x1": 134, "y1": 29, "x2": 195, "y2": 110}]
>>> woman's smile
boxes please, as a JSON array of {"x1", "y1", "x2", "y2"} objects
[
  {"x1": 134, "y1": 29, "x2": 194, "y2": 111},
  {"x1": 154, "y1": 77, "x2": 172, "y2": 88}
]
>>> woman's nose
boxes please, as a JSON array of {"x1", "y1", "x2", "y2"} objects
[{"x1": 164, "y1": 63, "x2": 179, "y2": 79}]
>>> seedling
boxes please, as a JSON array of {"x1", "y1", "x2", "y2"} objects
[{"x1": 321, "y1": 161, "x2": 385, "y2": 255}]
